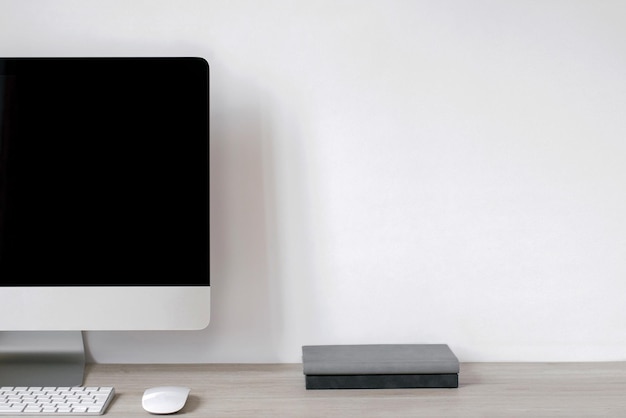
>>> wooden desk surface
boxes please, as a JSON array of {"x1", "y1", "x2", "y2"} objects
[{"x1": 85, "y1": 362, "x2": 626, "y2": 417}]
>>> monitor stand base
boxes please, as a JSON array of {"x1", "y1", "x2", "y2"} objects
[{"x1": 0, "y1": 331, "x2": 85, "y2": 387}]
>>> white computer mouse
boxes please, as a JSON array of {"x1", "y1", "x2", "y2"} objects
[{"x1": 142, "y1": 386, "x2": 190, "y2": 415}]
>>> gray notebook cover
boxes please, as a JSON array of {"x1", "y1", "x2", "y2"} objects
[{"x1": 302, "y1": 344, "x2": 459, "y2": 375}]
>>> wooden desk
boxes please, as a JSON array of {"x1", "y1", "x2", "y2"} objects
[{"x1": 85, "y1": 362, "x2": 626, "y2": 417}]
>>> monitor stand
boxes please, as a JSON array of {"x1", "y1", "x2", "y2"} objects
[{"x1": 0, "y1": 331, "x2": 85, "y2": 387}]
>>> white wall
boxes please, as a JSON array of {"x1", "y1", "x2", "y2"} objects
[{"x1": 2, "y1": 0, "x2": 626, "y2": 363}]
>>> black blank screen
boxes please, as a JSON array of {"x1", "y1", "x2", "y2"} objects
[{"x1": 0, "y1": 58, "x2": 209, "y2": 286}]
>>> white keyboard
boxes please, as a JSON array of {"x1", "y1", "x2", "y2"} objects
[{"x1": 0, "y1": 386, "x2": 114, "y2": 415}]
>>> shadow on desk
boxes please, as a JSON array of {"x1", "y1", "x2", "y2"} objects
[{"x1": 181, "y1": 395, "x2": 201, "y2": 414}]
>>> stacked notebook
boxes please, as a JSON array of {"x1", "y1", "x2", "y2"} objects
[{"x1": 302, "y1": 344, "x2": 459, "y2": 389}]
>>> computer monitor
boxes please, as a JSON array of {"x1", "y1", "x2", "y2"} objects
[{"x1": 0, "y1": 57, "x2": 210, "y2": 386}]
